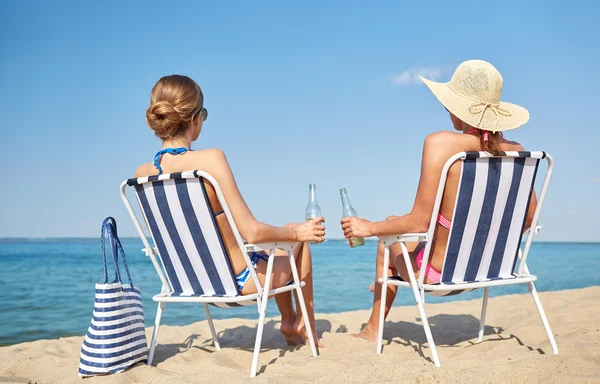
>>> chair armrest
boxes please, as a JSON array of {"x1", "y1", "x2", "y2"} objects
[
  {"x1": 245, "y1": 242, "x2": 296, "y2": 253},
  {"x1": 379, "y1": 233, "x2": 428, "y2": 247}
]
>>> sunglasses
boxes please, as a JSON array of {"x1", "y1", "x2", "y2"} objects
[{"x1": 194, "y1": 107, "x2": 209, "y2": 122}]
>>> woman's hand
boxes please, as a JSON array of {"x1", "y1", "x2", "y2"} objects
[
  {"x1": 341, "y1": 217, "x2": 373, "y2": 238},
  {"x1": 288, "y1": 217, "x2": 325, "y2": 243}
]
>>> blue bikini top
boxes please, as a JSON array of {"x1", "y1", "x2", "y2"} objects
[{"x1": 153, "y1": 147, "x2": 192, "y2": 175}]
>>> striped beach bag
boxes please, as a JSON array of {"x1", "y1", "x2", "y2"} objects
[{"x1": 78, "y1": 217, "x2": 148, "y2": 377}]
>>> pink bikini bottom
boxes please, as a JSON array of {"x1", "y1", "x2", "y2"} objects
[
  {"x1": 416, "y1": 248, "x2": 442, "y2": 283},
  {"x1": 413, "y1": 213, "x2": 450, "y2": 284}
]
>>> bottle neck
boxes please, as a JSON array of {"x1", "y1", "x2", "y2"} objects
[
  {"x1": 308, "y1": 185, "x2": 317, "y2": 203},
  {"x1": 340, "y1": 189, "x2": 355, "y2": 215},
  {"x1": 340, "y1": 192, "x2": 350, "y2": 210}
]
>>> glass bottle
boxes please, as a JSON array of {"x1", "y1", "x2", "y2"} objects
[
  {"x1": 305, "y1": 184, "x2": 322, "y2": 243},
  {"x1": 340, "y1": 188, "x2": 365, "y2": 248}
]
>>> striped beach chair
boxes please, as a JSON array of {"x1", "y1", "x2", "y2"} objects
[
  {"x1": 120, "y1": 170, "x2": 317, "y2": 378},
  {"x1": 377, "y1": 151, "x2": 558, "y2": 366}
]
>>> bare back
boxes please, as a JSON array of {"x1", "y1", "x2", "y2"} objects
[
  {"x1": 135, "y1": 149, "x2": 254, "y2": 276},
  {"x1": 422, "y1": 131, "x2": 536, "y2": 271}
]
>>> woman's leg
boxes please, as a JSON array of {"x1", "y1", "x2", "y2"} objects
[
  {"x1": 290, "y1": 242, "x2": 324, "y2": 347},
  {"x1": 353, "y1": 240, "x2": 400, "y2": 342},
  {"x1": 241, "y1": 244, "x2": 323, "y2": 347},
  {"x1": 353, "y1": 240, "x2": 421, "y2": 342},
  {"x1": 275, "y1": 290, "x2": 304, "y2": 345},
  {"x1": 242, "y1": 249, "x2": 304, "y2": 345}
]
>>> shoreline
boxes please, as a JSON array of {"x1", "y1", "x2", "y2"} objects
[
  {"x1": 2, "y1": 286, "x2": 599, "y2": 383},
  {"x1": 2, "y1": 284, "x2": 598, "y2": 348}
]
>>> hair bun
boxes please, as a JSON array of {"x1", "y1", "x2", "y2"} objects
[
  {"x1": 146, "y1": 101, "x2": 183, "y2": 139},
  {"x1": 146, "y1": 75, "x2": 204, "y2": 140}
]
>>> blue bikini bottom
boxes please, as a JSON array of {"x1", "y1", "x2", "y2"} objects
[{"x1": 235, "y1": 252, "x2": 268, "y2": 291}]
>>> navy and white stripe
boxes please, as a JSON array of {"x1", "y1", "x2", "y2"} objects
[
  {"x1": 425, "y1": 288, "x2": 474, "y2": 297},
  {"x1": 131, "y1": 171, "x2": 240, "y2": 299},
  {"x1": 439, "y1": 152, "x2": 541, "y2": 284},
  {"x1": 462, "y1": 151, "x2": 546, "y2": 160},
  {"x1": 127, "y1": 170, "x2": 201, "y2": 186},
  {"x1": 79, "y1": 283, "x2": 148, "y2": 376}
]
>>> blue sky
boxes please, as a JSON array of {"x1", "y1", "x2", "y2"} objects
[{"x1": 1, "y1": 1, "x2": 598, "y2": 241}]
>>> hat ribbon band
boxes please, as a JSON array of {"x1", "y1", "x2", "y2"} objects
[{"x1": 469, "y1": 102, "x2": 512, "y2": 130}]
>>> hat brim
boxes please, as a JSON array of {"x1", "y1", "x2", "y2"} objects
[{"x1": 420, "y1": 76, "x2": 529, "y2": 132}]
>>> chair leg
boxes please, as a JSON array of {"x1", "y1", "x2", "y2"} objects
[
  {"x1": 478, "y1": 287, "x2": 489, "y2": 343},
  {"x1": 376, "y1": 246, "x2": 390, "y2": 354},
  {"x1": 528, "y1": 282, "x2": 559, "y2": 354},
  {"x1": 289, "y1": 250, "x2": 318, "y2": 357},
  {"x1": 414, "y1": 295, "x2": 440, "y2": 367},
  {"x1": 399, "y1": 242, "x2": 441, "y2": 367},
  {"x1": 147, "y1": 302, "x2": 165, "y2": 366},
  {"x1": 203, "y1": 303, "x2": 221, "y2": 351},
  {"x1": 250, "y1": 251, "x2": 275, "y2": 378}
]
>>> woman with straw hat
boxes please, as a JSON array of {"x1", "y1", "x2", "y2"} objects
[{"x1": 340, "y1": 60, "x2": 538, "y2": 342}]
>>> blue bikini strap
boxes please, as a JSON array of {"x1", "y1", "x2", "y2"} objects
[
  {"x1": 251, "y1": 252, "x2": 269, "y2": 263},
  {"x1": 153, "y1": 147, "x2": 191, "y2": 175}
]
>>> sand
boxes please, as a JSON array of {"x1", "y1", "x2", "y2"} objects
[{"x1": 1, "y1": 287, "x2": 599, "y2": 384}]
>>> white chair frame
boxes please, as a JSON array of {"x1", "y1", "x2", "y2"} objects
[
  {"x1": 376, "y1": 152, "x2": 558, "y2": 366},
  {"x1": 120, "y1": 171, "x2": 317, "y2": 377}
]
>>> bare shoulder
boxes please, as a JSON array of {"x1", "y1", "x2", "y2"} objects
[
  {"x1": 185, "y1": 148, "x2": 231, "y2": 177},
  {"x1": 424, "y1": 130, "x2": 458, "y2": 146},
  {"x1": 189, "y1": 148, "x2": 227, "y2": 163},
  {"x1": 423, "y1": 131, "x2": 464, "y2": 160},
  {"x1": 501, "y1": 138, "x2": 524, "y2": 151},
  {"x1": 135, "y1": 163, "x2": 156, "y2": 178}
]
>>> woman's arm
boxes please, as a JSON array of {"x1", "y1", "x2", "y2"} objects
[
  {"x1": 524, "y1": 191, "x2": 538, "y2": 230},
  {"x1": 341, "y1": 132, "x2": 453, "y2": 238},
  {"x1": 202, "y1": 149, "x2": 325, "y2": 243}
]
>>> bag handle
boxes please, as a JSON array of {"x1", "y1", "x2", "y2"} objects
[
  {"x1": 101, "y1": 217, "x2": 134, "y2": 287},
  {"x1": 101, "y1": 218, "x2": 112, "y2": 283},
  {"x1": 101, "y1": 217, "x2": 119, "y2": 283}
]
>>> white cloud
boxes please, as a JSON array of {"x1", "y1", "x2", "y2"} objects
[
  {"x1": 390, "y1": 67, "x2": 448, "y2": 86},
  {"x1": 585, "y1": 177, "x2": 600, "y2": 182}
]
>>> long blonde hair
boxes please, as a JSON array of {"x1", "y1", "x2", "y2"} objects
[{"x1": 146, "y1": 75, "x2": 203, "y2": 140}]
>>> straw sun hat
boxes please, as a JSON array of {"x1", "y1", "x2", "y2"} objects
[{"x1": 420, "y1": 60, "x2": 529, "y2": 132}]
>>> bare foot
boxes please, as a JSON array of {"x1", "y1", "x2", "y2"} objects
[
  {"x1": 294, "y1": 318, "x2": 324, "y2": 348},
  {"x1": 351, "y1": 325, "x2": 378, "y2": 343},
  {"x1": 280, "y1": 318, "x2": 304, "y2": 346},
  {"x1": 368, "y1": 282, "x2": 375, "y2": 292}
]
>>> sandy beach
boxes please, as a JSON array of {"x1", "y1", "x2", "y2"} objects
[{"x1": 1, "y1": 286, "x2": 598, "y2": 384}]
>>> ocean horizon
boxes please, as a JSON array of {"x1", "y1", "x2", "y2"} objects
[{"x1": 1, "y1": 239, "x2": 599, "y2": 346}]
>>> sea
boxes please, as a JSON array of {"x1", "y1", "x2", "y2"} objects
[{"x1": 1, "y1": 239, "x2": 599, "y2": 346}]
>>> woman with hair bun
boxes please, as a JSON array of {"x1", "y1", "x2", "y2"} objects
[{"x1": 136, "y1": 75, "x2": 324, "y2": 347}]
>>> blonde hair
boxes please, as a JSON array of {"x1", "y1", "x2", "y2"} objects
[{"x1": 146, "y1": 75, "x2": 203, "y2": 140}]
